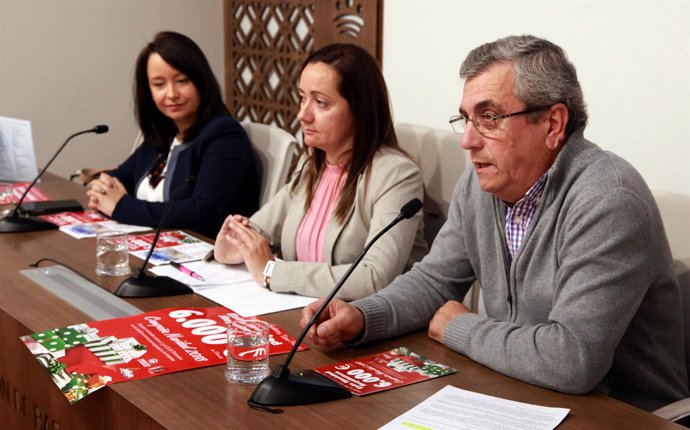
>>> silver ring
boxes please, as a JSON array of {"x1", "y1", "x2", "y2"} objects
[{"x1": 99, "y1": 187, "x2": 106, "y2": 194}]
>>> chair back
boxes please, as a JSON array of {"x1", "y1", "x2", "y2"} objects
[
  {"x1": 653, "y1": 190, "x2": 690, "y2": 384},
  {"x1": 395, "y1": 122, "x2": 468, "y2": 245},
  {"x1": 242, "y1": 122, "x2": 299, "y2": 206},
  {"x1": 395, "y1": 123, "x2": 485, "y2": 314}
]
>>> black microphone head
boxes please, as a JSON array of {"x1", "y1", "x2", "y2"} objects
[
  {"x1": 400, "y1": 198, "x2": 423, "y2": 219},
  {"x1": 93, "y1": 125, "x2": 109, "y2": 134}
]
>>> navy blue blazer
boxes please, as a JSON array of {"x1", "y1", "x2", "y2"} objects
[{"x1": 109, "y1": 114, "x2": 259, "y2": 239}]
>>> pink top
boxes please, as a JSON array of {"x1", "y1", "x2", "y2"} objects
[{"x1": 295, "y1": 163, "x2": 347, "y2": 262}]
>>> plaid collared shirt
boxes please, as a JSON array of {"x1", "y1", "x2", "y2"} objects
[{"x1": 504, "y1": 173, "x2": 548, "y2": 258}]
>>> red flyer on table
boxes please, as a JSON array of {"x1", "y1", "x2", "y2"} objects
[
  {"x1": 12, "y1": 182, "x2": 48, "y2": 202},
  {"x1": 127, "y1": 230, "x2": 197, "y2": 252},
  {"x1": 313, "y1": 346, "x2": 456, "y2": 396},
  {"x1": 39, "y1": 210, "x2": 108, "y2": 227},
  {"x1": 20, "y1": 307, "x2": 305, "y2": 404},
  {"x1": 127, "y1": 230, "x2": 213, "y2": 265}
]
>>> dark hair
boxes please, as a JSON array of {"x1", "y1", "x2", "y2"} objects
[
  {"x1": 295, "y1": 43, "x2": 402, "y2": 222},
  {"x1": 460, "y1": 34, "x2": 588, "y2": 138},
  {"x1": 134, "y1": 31, "x2": 228, "y2": 152}
]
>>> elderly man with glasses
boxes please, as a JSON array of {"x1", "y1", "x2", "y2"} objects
[{"x1": 300, "y1": 34, "x2": 688, "y2": 412}]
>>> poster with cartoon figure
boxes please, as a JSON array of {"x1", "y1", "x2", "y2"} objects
[
  {"x1": 21, "y1": 307, "x2": 304, "y2": 404},
  {"x1": 314, "y1": 347, "x2": 456, "y2": 396}
]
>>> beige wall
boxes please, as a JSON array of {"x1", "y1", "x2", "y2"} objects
[
  {"x1": 0, "y1": 0, "x2": 224, "y2": 179},
  {"x1": 382, "y1": 0, "x2": 690, "y2": 195}
]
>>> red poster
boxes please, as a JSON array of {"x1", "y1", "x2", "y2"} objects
[
  {"x1": 127, "y1": 230, "x2": 197, "y2": 252},
  {"x1": 313, "y1": 347, "x2": 456, "y2": 396},
  {"x1": 20, "y1": 307, "x2": 305, "y2": 404},
  {"x1": 39, "y1": 210, "x2": 108, "y2": 226},
  {"x1": 126, "y1": 231, "x2": 212, "y2": 264},
  {"x1": 12, "y1": 182, "x2": 48, "y2": 202}
]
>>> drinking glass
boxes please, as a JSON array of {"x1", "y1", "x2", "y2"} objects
[
  {"x1": 95, "y1": 231, "x2": 131, "y2": 277},
  {"x1": 225, "y1": 319, "x2": 270, "y2": 384},
  {"x1": 0, "y1": 182, "x2": 15, "y2": 219}
]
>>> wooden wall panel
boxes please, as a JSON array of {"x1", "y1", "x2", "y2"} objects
[{"x1": 224, "y1": 0, "x2": 382, "y2": 135}]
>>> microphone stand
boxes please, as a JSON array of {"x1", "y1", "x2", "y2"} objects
[
  {"x1": 248, "y1": 198, "x2": 423, "y2": 408},
  {"x1": 0, "y1": 125, "x2": 109, "y2": 233},
  {"x1": 114, "y1": 179, "x2": 195, "y2": 298}
]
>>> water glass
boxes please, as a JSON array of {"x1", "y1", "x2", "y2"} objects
[
  {"x1": 225, "y1": 319, "x2": 270, "y2": 384},
  {"x1": 95, "y1": 231, "x2": 131, "y2": 277},
  {"x1": 0, "y1": 182, "x2": 15, "y2": 219}
]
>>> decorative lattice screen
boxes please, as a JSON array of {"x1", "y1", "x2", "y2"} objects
[{"x1": 224, "y1": 0, "x2": 382, "y2": 136}]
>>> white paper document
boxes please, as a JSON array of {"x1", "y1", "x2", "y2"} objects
[
  {"x1": 0, "y1": 116, "x2": 39, "y2": 181},
  {"x1": 380, "y1": 385, "x2": 569, "y2": 430},
  {"x1": 149, "y1": 260, "x2": 254, "y2": 286},
  {"x1": 193, "y1": 281, "x2": 316, "y2": 317},
  {"x1": 149, "y1": 260, "x2": 316, "y2": 316}
]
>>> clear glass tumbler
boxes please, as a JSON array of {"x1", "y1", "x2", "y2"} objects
[
  {"x1": 0, "y1": 182, "x2": 15, "y2": 219},
  {"x1": 95, "y1": 230, "x2": 131, "y2": 277},
  {"x1": 225, "y1": 319, "x2": 270, "y2": 384}
]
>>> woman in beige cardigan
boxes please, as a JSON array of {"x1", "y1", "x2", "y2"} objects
[{"x1": 213, "y1": 43, "x2": 427, "y2": 300}]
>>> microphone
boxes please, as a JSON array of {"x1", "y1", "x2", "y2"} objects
[
  {"x1": 0, "y1": 125, "x2": 109, "y2": 233},
  {"x1": 248, "y1": 198, "x2": 423, "y2": 408},
  {"x1": 114, "y1": 177, "x2": 196, "y2": 297}
]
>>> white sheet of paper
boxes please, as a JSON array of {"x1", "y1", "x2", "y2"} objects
[
  {"x1": 379, "y1": 385, "x2": 569, "y2": 430},
  {"x1": 0, "y1": 116, "x2": 39, "y2": 181},
  {"x1": 149, "y1": 260, "x2": 316, "y2": 316},
  {"x1": 193, "y1": 281, "x2": 316, "y2": 317},
  {"x1": 149, "y1": 260, "x2": 253, "y2": 286}
]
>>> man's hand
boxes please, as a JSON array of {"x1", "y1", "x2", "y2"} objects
[
  {"x1": 428, "y1": 300, "x2": 470, "y2": 343},
  {"x1": 300, "y1": 298, "x2": 365, "y2": 347}
]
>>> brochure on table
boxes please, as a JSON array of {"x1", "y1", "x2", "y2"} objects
[
  {"x1": 379, "y1": 385, "x2": 569, "y2": 430},
  {"x1": 20, "y1": 307, "x2": 305, "y2": 404},
  {"x1": 40, "y1": 210, "x2": 151, "y2": 238},
  {"x1": 314, "y1": 347, "x2": 456, "y2": 396},
  {"x1": 127, "y1": 230, "x2": 213, "y2": 264}
]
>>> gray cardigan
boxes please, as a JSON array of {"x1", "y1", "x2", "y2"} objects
[
  {"x1": 251, "y1": 146, "x2": 428, "y2": 300},
  {"x1": 354, "y1": 130, "x2": 688, "y2": 411}
]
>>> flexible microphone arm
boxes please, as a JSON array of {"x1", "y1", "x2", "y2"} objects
[
  {"x1": 248, "y1": 197, "x2": 423, "y2": 408},
  {"x1": 114, "y1": 177, "x2": 196, "y2": 297},
  {"x1": 0, "y1": 125, "x2": 109, "y2": 233},
  {"x1": 280, "y1": 197, "x2": 423, "y2": 371},
  {"x1": 131, "y1": 177, "x2": 196, "y2": 279},
  {"x1": 12, "y1": 125, "x2": 109, "y2": 217}
]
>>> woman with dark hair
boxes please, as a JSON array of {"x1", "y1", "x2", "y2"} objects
[
  {"x1": 86, "y1": 31, "x2": 259, "y2": 238},
  {"x1": 213, "y1": 43, "x2": 427, "y2": 300}
]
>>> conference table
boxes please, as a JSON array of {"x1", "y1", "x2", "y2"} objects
[{"x1": 0, "y1": 173, "x2": 683, "y2": 430}]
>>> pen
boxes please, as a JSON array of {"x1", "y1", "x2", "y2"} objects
[{"x1": 170, "y1": 261, "x2": 206, "y2": 281}]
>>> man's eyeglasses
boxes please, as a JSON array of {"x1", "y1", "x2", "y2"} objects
[{"x1": 449, "y1": 107, "x2": 547, "y2": 135}]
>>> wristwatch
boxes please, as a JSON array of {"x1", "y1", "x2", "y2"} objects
[{"x1": 262, "y1": 260, "x2": 275, "y2": 290}]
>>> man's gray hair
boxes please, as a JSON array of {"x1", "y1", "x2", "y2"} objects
[{"x1": 460, "y1": 35, "x2": 587, "y2": 137}]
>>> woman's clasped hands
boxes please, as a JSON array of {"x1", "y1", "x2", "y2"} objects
[
  {"x1": 86, "y1": 173, "x2": 127, "y2": 217},
  {"x1": 214, "y1": 214, "x2": 274, "y2": 284}
]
